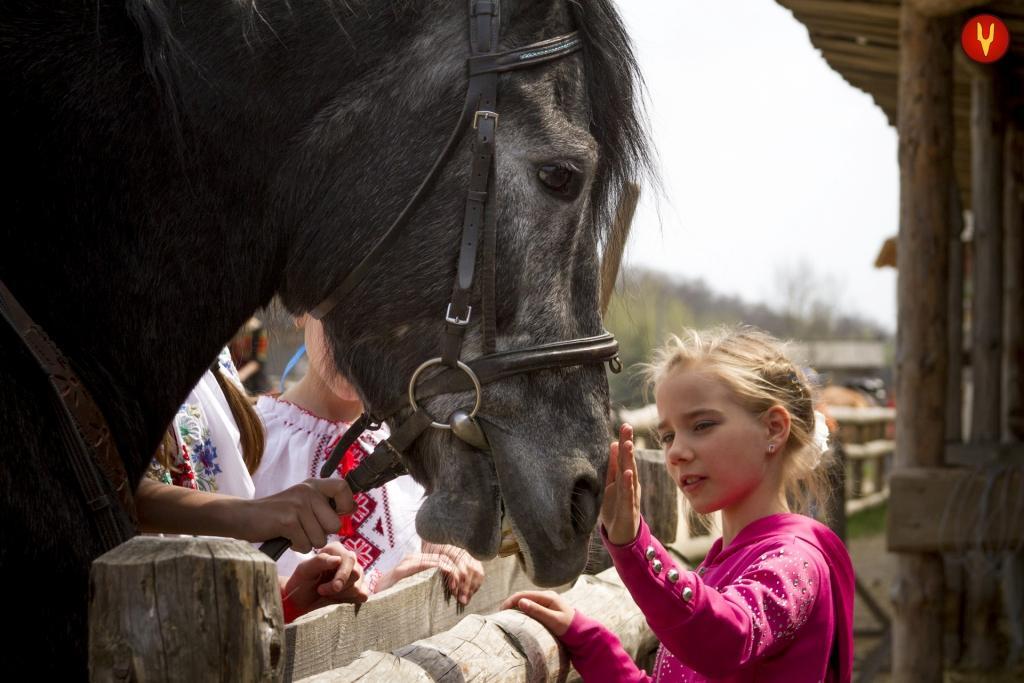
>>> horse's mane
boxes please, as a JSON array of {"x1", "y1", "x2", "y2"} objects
[{"x1": 568, "y1": 0, "x2": 654, "y2": 242}]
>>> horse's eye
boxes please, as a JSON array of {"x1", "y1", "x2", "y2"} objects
[{"x1": 537, "y1": 163, "x2": 582, "y2": 199}]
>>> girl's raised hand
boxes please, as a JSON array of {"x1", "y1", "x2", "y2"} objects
[
  {"x1": 502, "y1": 590, "x2": 575, "y2": 637},
  {"x1": 599, "y1": 423, "x2": 642, "y2": 545}
]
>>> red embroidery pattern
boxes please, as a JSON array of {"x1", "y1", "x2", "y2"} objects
[{"x1": 312, "y1": 431, "x2": 394, "y2": 571}]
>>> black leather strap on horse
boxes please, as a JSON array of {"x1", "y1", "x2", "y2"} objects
[
  {"x1": 0, "y1": 280, "x2": 137, "y2": 549},
  {"x1": 379, "y1": 332, "x2": 621, "y2": 421}
]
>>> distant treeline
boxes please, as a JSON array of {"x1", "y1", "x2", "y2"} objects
[{"x1": 604, "y1": 268, "x2": 892, "y2": 409}]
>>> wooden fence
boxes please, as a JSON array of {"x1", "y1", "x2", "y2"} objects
[
  {"x1": 89, "y1": 408, "x2": 894, "y2": 681},
  {"x1": 89, "y1": 537, "x2": 656, "y2": 682},
  {"x1": 829, "y1": 406, "x2": 895, "y2": 517}
]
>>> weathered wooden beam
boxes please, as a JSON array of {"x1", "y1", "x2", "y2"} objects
[
  {"x1": 843, "y1": 439, "x2": 894, "y2": 461},
  {"x1": 1001, "y1": 118, "x2": 1024, "y2": 672},
  {"x1": 828, "y1": 406, "x2": 897, "y2": 424},
  {"x1": 805, "y1": 15, "x2": 900, "y2": 39},
  {"x1": 89, "y1": 537, "x2": 285, "y2": 682},
  {"x1": 1004, "y1": 122, "x2": 1024, "y2": 440},
  {"x1": 946, "y1": 181, "x2": 965, "y2": 443},
  {"x1": 637, "y1": 448, "x2": 678, "y2": 545},
  {"x1": 820, "y1": 51, "x2": 901, "y2": 77},
  {"x1": 888, "y1": 467, "x2": 1024, "y2": 552},
  {"x1": 945, "y1": 441, "x2": 1024, "y2": 466},
  {"x1": 811, "y1": 35, "x2": 900, "y2": 60},
  {"x1": 907, "y1": 0, "x2": 987, "y2": 17},
  {"x1": 301, "y1": 567, "x2": 656, "y2": 682},
  {"x1": 845, "y1": 490, "x2": 889, "y2": 516},
  {"x1": 782, "y1": 0, "x2": 902, "y2": 24},
  {"x1": 284, "y1": 553, "x2": 566, "y2": 680},
  {"x1": 971, "y1": 64, "x2": 1006, "y2": 444},
  {"x1": 892, "y1": 4, "x2": 955, "y2": 680},
  {"x1": 965, "y1": 59, "x2": 1007, "y2": 671}
]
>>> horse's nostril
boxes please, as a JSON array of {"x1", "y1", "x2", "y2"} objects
[{"x1": 570, "y1": 476, "x2": 601, "y2": 535}]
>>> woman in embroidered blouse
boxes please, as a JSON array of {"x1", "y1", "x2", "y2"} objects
[
  {"x1": 253, "y1": 316, "x2": 486, "y2": 604},
  {"x1": 137, "y1": 347, "x2": 367, "y2": 621},
  {"x1": 505, "y1": 327, "x2": 855, "y2": 682}
]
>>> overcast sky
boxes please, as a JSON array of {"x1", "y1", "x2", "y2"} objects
[{"x1": 613, "y1": 0, "x2": 900, "y2": 332}]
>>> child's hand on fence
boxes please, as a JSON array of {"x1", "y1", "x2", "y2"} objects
[
  {"x1": 312, "y1": 542, "x2": 369, "y2": 601},
  {"x1": 502, "y1": 590, "x2": 575, "y2": 637},
  {"x1": 246, "y1": 478, "x2": 354, "y2": 552},
  {"x1": 423, "y1": 542, "x2": 485, "y2": 605},
  {"x1": 600, "y1": 423, "x2": 642, "y2": 545},
  {"x1": 281, "y1": 542, "x2": 368, "y2": 620}
]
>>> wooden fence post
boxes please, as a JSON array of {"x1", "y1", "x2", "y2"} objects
[
  {"x1": 962, "y1": 57, "x2": 1006, "y2": 672},
  {"x1": 1001, "y1": 119, "x2": 1024, "y2": 668},
  {"x1": 89, "y1": 536, "x2": 284, "y2": 682},
  {"x1": 890, "y1": 4, "x2": 953, "y2": 680},
  {"x1": 943, "y1": 177, "x2": 967, "y2": 666}
]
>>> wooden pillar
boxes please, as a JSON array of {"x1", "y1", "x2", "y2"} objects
[
  {"x1": 970, "y1": 66, "x2": 1005, "y2": 445},
  {"x1": 1002, "y1": 121, "x2": 1024, "y2": 667},
  {"x1": 942, "y1": 182, "x2": 967, "y2": 665},
  {"x1": 89, "y1": 536, "x2": 285, "y2": 682},
  {"x1": 963, "y1": 62, "x2": 1005, "y2": 671},
  {"x1": 1004, "y1": 122, "x2": 1024, "y2": 442},
  {"x1": 947, "y1": 183, "x2": 966, "y2": 444},
  {"x1": 892, "y1": 5, "x2": 953, "y2": 680}
]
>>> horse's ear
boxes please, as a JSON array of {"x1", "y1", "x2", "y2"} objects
[{"x1": 600, "y1": 181, "x2": 640, "y2": 318}]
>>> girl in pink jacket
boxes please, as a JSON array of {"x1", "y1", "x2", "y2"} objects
[{"x1": 505, "y1": 327, "x2": 855, "y2": 682}]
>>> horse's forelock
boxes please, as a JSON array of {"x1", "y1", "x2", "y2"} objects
[{"x1": 570, "y1": 0, "x2": 655, "y2": 243}]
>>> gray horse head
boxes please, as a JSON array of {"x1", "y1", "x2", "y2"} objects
[{"x1": 279, "y1": 0, "x2": 650, "y2": 586}]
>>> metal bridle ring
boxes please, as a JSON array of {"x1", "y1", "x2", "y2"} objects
[{"x1": 408, "y1": 358, "x2": 483, "y2": 430}]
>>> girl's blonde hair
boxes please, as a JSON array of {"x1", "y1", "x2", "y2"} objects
[{"x1": 642, "y1": 325, "x2": 833, "y2": 521}]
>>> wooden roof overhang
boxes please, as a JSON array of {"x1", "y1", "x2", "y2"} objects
[{"x1": 775, "y1": 0, "x2": 1024, "y2": 208}]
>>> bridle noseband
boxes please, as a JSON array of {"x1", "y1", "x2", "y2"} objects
[{"x1": 310, "y1": 2, "x2": 621, "y2": 496}]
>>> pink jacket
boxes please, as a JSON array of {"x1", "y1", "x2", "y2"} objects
[{"x1": 561, "y1": 513, "x2": 854, "y2": 682}]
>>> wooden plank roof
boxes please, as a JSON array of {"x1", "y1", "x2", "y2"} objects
[{"x1": 775, "y1": 0, "x2": 1024, "y2": 208}]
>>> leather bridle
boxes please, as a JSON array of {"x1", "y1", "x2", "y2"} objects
[
  {"x1": 261, "y1": 0, "x2": 622, "y2": 559},
  {"x1": 323, "y1": 0, "x2": 621, "y2": 485}
]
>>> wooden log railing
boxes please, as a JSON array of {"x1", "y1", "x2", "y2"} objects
[
  {"x1": 829, "y1": 406, "x2": 896, "y2": 516},
  {"x1": 90, "y1": 536, "x2": 657, "y2": 682},
  {"x1": 301, "y1": 569, "x2": 655, "y2": 682}
]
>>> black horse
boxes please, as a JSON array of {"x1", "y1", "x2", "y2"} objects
[{"x1": 0, "y1": 0, "x2": 649, "y2": 675}]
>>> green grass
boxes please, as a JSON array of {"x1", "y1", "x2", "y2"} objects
[{"x1": 846, "y1": 501, "x2": 888, "y2": 540}]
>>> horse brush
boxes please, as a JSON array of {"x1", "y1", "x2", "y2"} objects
[{"x1": 259, "y1": 414, "x2": 407, "y2": 560}]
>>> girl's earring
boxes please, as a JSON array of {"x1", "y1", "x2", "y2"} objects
[{"x1": 767, "y1": 443, "x2": 775, "y2": 455}]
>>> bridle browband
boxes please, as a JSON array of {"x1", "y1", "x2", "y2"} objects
[{"x1": 260, "y1": 1, "x2": 621, "y2": 558}]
